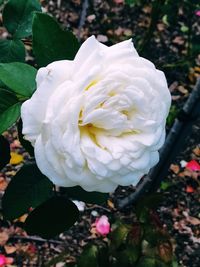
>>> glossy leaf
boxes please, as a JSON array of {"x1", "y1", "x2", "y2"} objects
[
  {"x1": 0, "y1": 39, "x2": 25, "y2": 63},
  {"x1": 116, "y1": 245, "x2": 140, "y2": 266},
  {"x1": 110, "y1": 223, "x2": 130, "y2": 250},
  {"x1": 63, "y1": 186, "x2": 109, "y2": 204},
  {"x1": 137, "y1": 257, "x2": 167, "y2": 267},
  {"x1": 0, "y1": 62, "x2": 37, "y2": 97},
  {"x1": 135, "y1": 193, "x2": 163, "y2": 220},
  {"x1": 0, "y1": 135, "x2": 10, "y2": 170},
  {"x1": 3, "y1": 0, "x2": 41, "y2": 38},
  {"x1": 32, "y1": 12, "x2": 80, "y2": 67},
  {"x1": 2, "y1": 163, "x2": 53, "y2": 220},
  {"x1": 25, "y1": 196, "x2": 79, "y2": 238},
  {"x1": 0, "y1": 89, "x2": 21, "y2": 134},
  {"x1": 78, "y1": 245, "x2": 99, "y2": 267}
]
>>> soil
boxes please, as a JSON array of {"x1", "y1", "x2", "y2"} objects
[{"x1": 0, "y1": 1, "x2": 200, "y2": 267}]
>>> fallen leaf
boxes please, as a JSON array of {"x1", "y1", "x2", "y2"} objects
[
  {"x1": 193, "y1": 146, "x2": 200, "y2": 157},
  {"x1": 180, "y1": 160, "x2": 187, "y2": 168},
  {"x1": 0, "y1": 232, "x2": 9, "y2": 246},
  {"x1": 97, "y1": 35, "x2": 108, "y2": 43},
  {"x1": 107, "y1": 199, "x2": 115, "y2": 209},
  {"x1": 172, "y1": 36, "x2": 185, "y2": 45},
  {"x1": 4, "y1": 245, "x2": 17, "y2": 254},
  {"x1": 170, "y1": 164, "x2": 180, "y2": 174},
  {"x1": 177, "y1": 86, "x2": 188, "y2": 94},
  {"x1": 10, "y1": 140, "x2": 21, "y2": 149},
  {"x1": 0, "y1": 177, "x2": 8, "y2": 191},
  {"x1": 187, "y1": 216, "x2": 200, "y2": 225},
  {"x1": 14, "y1": 214, "x2": 28, "y2": 223},
  {"x1": 113, "y1": 0, "x2": 124, "y2": 4},
  {"x1": 9, "y1": 152, "x2": 23, "y2": 165},
  {"x1": 186, "y1": 186, "x2": 195, "y2": 193}
]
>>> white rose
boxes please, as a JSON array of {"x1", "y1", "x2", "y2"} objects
[{"x1": 21, "y1": 36, "x2": 171, "y2": 193}]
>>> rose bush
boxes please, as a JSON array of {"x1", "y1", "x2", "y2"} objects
[{"x1": 21, "y1": 36, "x2": 171, "y2": 193}]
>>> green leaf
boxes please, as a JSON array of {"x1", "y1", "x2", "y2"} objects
[
  {"x1": 78, "y1": 245, "x2": 99, "y2": 267},
  {"x1": 3, "y1": 0, "x2": 41, "y2": 38},
  {"x1": 110, "y1": 223, "x2": 130, "y2": 251},
  {"x1": 17, "y1": 119, "x2": 34, "y2": 157},
  {"x1": 0, "y1": 135, "x2": 10, "y2": 170},
  {"x1": 0, "y1": 39, "x2": 25, "y2": 63},
  {"x1": 137, "y1": 257, "x2": 161, "y2": 267},
  {"x1": 25, "y1": 196, "x2": 79, "y2": 238},
  {"x1": 62, "y1": 186, "x2": 109, "y2": 204},
  {"x1": 116, "y1": 245, "x2": 140, "y2": 266},
  {"x1": 0, "y1": 88, "x2": 21, "y2": 134},
  {"x1": 160, "y1": 181, "x2": 171, "y2": 191},
  {"x1": 2, "y1": 163, "x2": 53, "y2": 220},
  {"x1": 0, "y1": 62, "x2": 37, "y2": 97},
  {"x1": 32, "y1": 12, "x2": 80, "y2": 67},
  {"x1": 125, "y1": 0, "x2": 139, "y2": 5},
  {"x1": 135, "y1": 193, "x2": 163, "y2": 220}
]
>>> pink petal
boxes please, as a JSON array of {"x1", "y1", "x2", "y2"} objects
[
  {"x1": 5, "y1": 257, "x2": 14, "y2": 264},
  {"x1": 95, "y1": 215, "x2": 111, "y2": 235},
  {"x1": 114, "y1": 0, "x2": 124, "y2": 4},
  {"x1": 186, "y1": 160, "x2": 200, "y2": 171},
  {"x1": 195, "y1": 10, "x2": 200, "y2": 16},
  {"x1": 0, "y1": 255, "x2": 7, "y2": 266}
]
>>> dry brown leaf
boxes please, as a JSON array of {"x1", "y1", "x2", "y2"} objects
[
  {"x1": 157, "y1": 23, "x2": 165, "y2": 31},
  {"x1": 107, "y1": 199, "x2": 115, "y2": 209},
  {"x1": 170, "y1": 164, "x2": 180, "y2": 174},
  {"x1": 177, "y1": 86, "x2": 188, "y2": 95},
  {"x1": 0, "y1": 177, "x2": 8, "y2": 191},
  {"x1": 187, "y1": 216, "x2": 200, "y2": 225},
  {"x1": 0, "y1": 231, "x2": 9, "y2": 246},
  {"x1": 172, "y1": 36, "x2": 185, "y2": 45},
  {"x1": 193, "y1": 146, "x2": 200, "y2": 157},
  {"x1": 4, "y1": 245, "x2": 17, "y2": 254},
  {"x1": 14, "y1": 214, "x2": 28, "y2": 223},
  {"x1": 9, "y1": 152, "x2": 23, "y2": 165},
  {"x1": 142, "y1": 5, "x2": 152, "y2": 14}
]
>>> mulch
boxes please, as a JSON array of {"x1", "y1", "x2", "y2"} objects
[{"x1": 0, "y1": 0, "x2": 200, "y2": 266}]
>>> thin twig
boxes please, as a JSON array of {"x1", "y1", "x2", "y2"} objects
[{"x1": 10, "y1": 235, "x2": 64, "y2": 245}]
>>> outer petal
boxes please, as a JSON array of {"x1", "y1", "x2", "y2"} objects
[{"x1": 21, "y1": 60, "x2": 73, "y2": 144}]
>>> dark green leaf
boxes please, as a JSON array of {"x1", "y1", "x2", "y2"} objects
[
  {"x1": 0, "y1": 88, "x2": 21, "y2": 134},
  {"x1": 0, "y1": 62, "x2": 37, "y2": 97},
  {"x1": 160, "y1": 181, "x2": 172, "y2": 191},
  {"x1": 25, "y1": 196, "x2": 79, "y2": 238},
  {"x1": 143, "y1": 224, "x2": 160, "y2": 246},
  {"x1": 78, "y1": 245, "x2": 99, "y2": 267},
  {"x1": 98, "y1": 246, "x2": 110, "y2": 267},
  {"x1": 137, "y1": 257, "x2": 168, "y2": 267},
  {"x1": 0, "y1": 135, "x2": 10, "y2": 170},
  {"x1": 110, "y1": 223, "x2": 130, "y2": 251},
  {"x1": 2, "y1": 163, "x2": 53, "y2": 220},
  {"x1": 17, "y1": 119, "x2": 34, "y2": 157},
  {"x1": 3, "y1": 0, "x2": 41, "y2": 38},
  {"x1": 32, "y1": 12, "x2": 80, "y2": 67},
  {"x1": 135, "y1": 193, "x2": 163, "y2": 220},
  {"x1": 0, "y1": 39, "x2": 25, "y2": 63},
  {"x1": 116, "y1": 245, "x2": 140, "y2": 266},
  {"x1": 62, "y1": 186, "x2": 109, "y2": 204}
]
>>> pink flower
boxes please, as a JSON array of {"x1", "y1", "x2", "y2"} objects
[
  {"x1": 95, "y1": 215, "x2": 111, "y2": 236},
  {"x1": 114, "y1": 0, "x2": 124, "y2": 4},
  {"x1": 195, "y1": 10, "x2": 200, "y2": 16},
  {"x1": 186, "y1": 160, "x2": 200, "y2": 171},
  {"x1": 0, "y1": 254, "x2": 13, "y2": 267}
]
